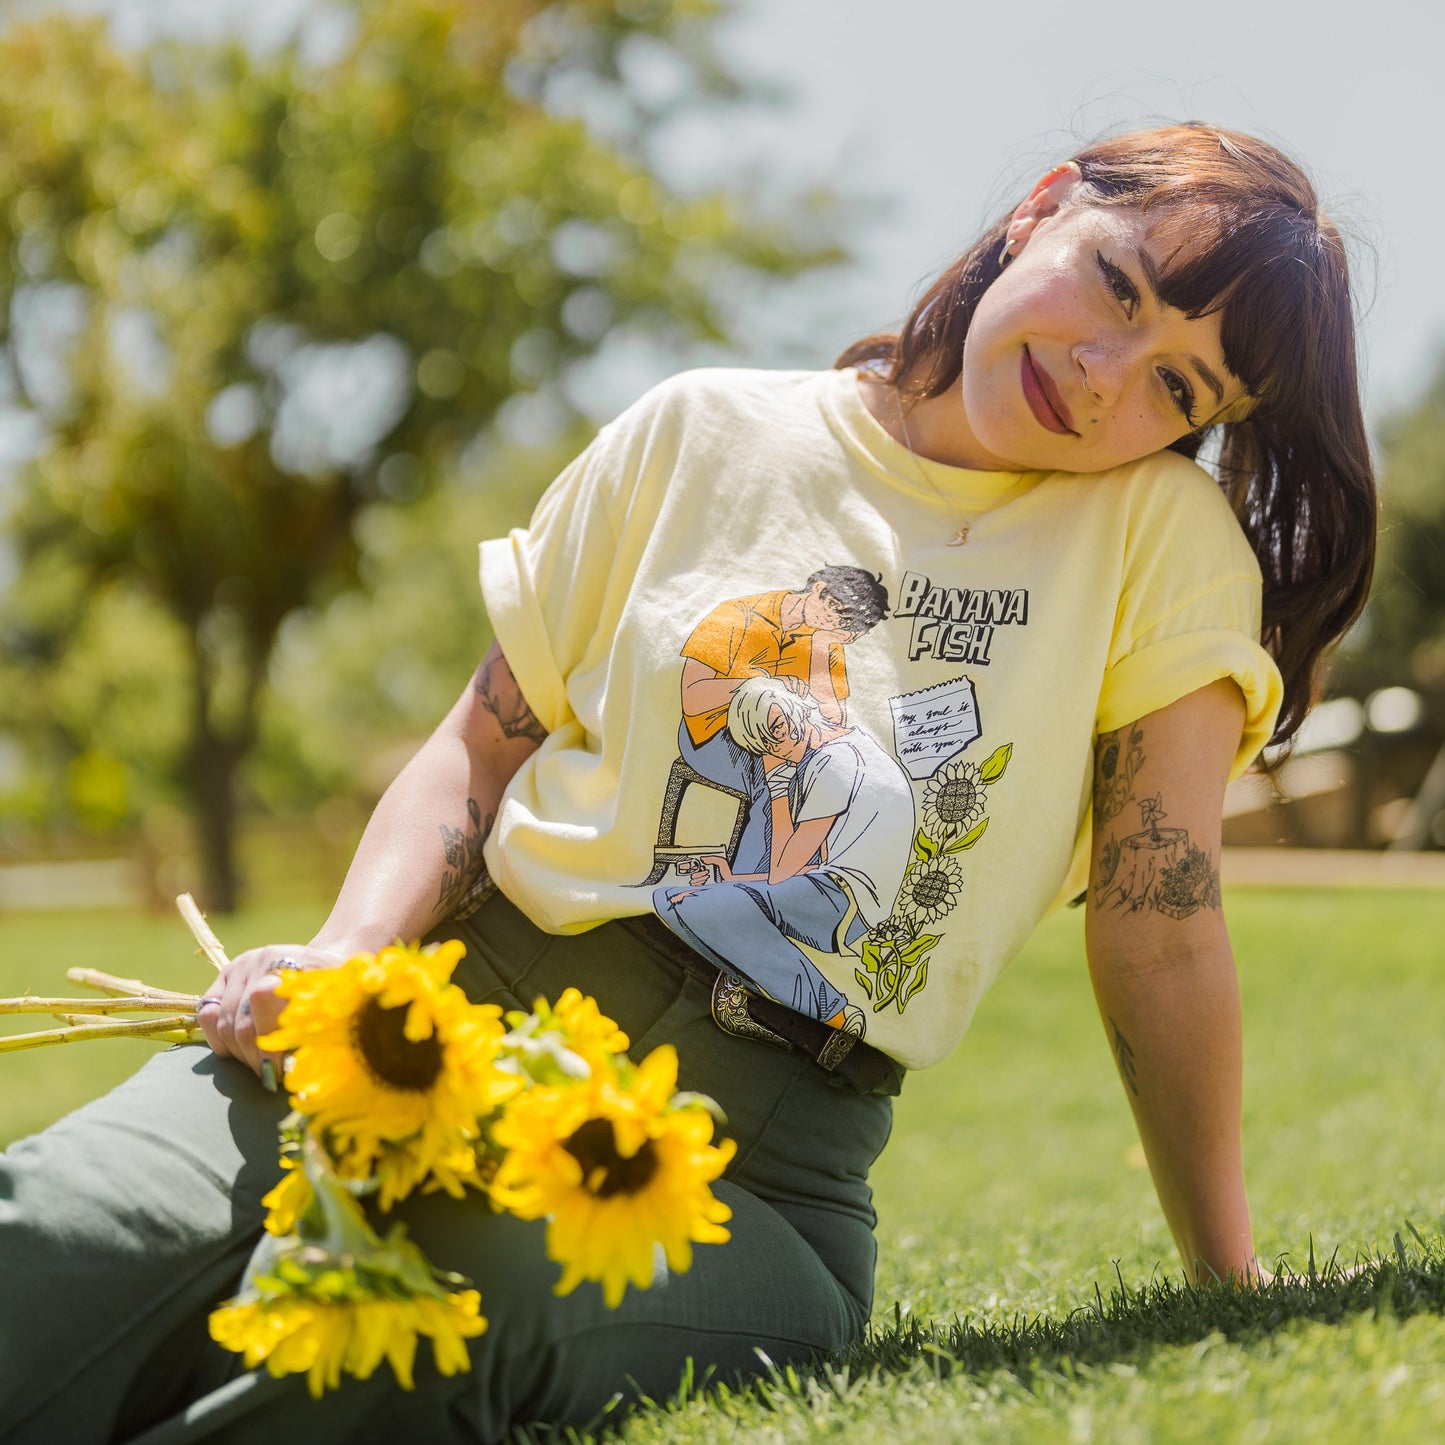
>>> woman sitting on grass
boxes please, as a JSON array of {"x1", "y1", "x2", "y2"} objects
[{"x1": 0, "y1": 122, "x2": 1375, "y2": 1443}]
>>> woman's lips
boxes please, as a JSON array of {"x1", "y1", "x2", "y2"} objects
[{"x1": 1021, "y1": 347, "x2": 1076, "y2": 435}]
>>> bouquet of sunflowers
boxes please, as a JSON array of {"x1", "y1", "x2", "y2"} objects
[{"x1": 0, "y1": 898, "x2": 735, "y2": 1399}]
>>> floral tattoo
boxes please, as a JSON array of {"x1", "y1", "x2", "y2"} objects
[
  {"x1": 1110, "y1": 1015, "x2": 1140, "y2": 1097},
  {"x1": 437, "y1": 797, "x2": 496, "y2": 920},
  {"x1": 475, "y1": 650, "x2": 547, "y2": 744},
  {"x1": 1093, "y1": 723, "x2": 1145, "y2": 826}
]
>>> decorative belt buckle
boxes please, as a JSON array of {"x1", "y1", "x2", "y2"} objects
[{"x1": 710, "y1": 971, "x2": 791, "y2": 1051}]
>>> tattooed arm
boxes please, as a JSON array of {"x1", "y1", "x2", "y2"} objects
[
  {"x1": 306, "y1": 639, "x2": 546, "y2": 956},
  {"x1": 1085, "y1": 678, "x2": 1261, "y2": 1286},
  {"x1": 200, "y1": 641, "x2": 546, "y2": 1077}
]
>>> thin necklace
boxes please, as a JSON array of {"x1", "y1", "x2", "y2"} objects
[{"x1": 893, "y1": 387, "x2": 1028, "y2": 547}]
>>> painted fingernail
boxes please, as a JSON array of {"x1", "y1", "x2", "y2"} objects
[{"x1": 260, "y1": 1059, "x2": 278, "y2": 1094}]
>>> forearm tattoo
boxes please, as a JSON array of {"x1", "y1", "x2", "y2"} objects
[
  {"x1": 1110, "y1": 1016, "x2": 1140, "y2": 1097},
  {"x1": 437, "y1": 797, "x2": 496, "y2": 920},
  {"x1": 475, "y1": 651, "x2": 547, "y2": 744},
  {"x1": 1091, "y1": 722, "x2": 1221, "y2": 921}
]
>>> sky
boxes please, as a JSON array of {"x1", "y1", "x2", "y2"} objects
[
  {"x1": 30, "y1": 0, "x2": 1445, "y2": 434},
  {"x1": 704, "y1": 0, "x2": 1442, "y2": 430}
]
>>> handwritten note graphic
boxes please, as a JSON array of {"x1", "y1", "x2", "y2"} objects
[{"x1": 888, "y1": 676, "x2": 981, "y2": 780}]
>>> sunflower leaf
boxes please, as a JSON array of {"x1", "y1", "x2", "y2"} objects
[
  {"x1": 894, "y1": 936, "x2": 938, "y2": 967},
  {"x1": 900, "y1": 958, "x2": 930, "y2": 1009},
  {"x1": 979, "y1": 741, "x2": 1014, "y2": 784},
  {"x1": 945, "y1": 816, "x2": 989, "y2": 852},
  {"x1": 913, "y1": 828, "x2": 940, "y2": 862},
  {"x1": 853, "y1": 968, "x2": 874, "y2": 997}
]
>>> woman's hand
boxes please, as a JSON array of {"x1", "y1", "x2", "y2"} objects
[
  {"x1": 193, "y1": 640, "x2": 546, "y2": 1091},
  {"x1": 197, "y1": 943, "x2": 344, "y2": 1087}
]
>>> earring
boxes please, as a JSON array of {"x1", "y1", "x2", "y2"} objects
[{"x1": 998, "y1": 217, "x2": 1029, "y2": 267}]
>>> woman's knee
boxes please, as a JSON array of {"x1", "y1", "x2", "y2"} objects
[{"x1": 388, "y1": 1179, "x2": 865, "y2": 1435}]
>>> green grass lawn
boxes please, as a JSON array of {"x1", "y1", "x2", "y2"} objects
[{"x1": 3, "y1": 887, "x2": 1444, "y2": 1440}]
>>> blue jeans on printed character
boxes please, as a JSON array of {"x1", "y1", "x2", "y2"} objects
[{"x1": 654, "y1": 872, "x2": 864, "y2": 1023}]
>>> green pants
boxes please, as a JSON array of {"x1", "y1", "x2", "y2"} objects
[{"x1": 0, "y1": 894, "x2": 893, "y2": 1443}]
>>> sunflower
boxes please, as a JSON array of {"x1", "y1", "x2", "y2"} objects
[
  {"x1": 503, "y1": 986, "x2": 631, "y2": 1083},
  {"x1": 212, "y1": 1145, "x2": 487, "y2": 1397},
  {"x1": 896, "y1": 855, "x2": 965, "y2": 926},
  {"x1": 260, "y1": 1154, "x2": 312, "y2": 1237},
  {"x1": 921, "y1": 757, "x2": 986, "y2": 839},
  {"x1": 490, "y1": 1044, "x2": 735, "y2": 1308},
  {"x1": 210, "y1": 1287, "x2": 485, "y2": 1399},
  {"x1": 260, "y1": 939, "x2": 518, "y2": 1208}
]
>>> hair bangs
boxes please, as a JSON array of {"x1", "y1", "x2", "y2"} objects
[{"x1": 1143, "y1": 200, "x2": 1333, "y2": 415}]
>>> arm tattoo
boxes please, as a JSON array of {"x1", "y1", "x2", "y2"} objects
[
  {"x1": 1110, "y1": 1015, "x2": 1140, "y2": 1096},
  {"x1": 475, "y1": 651, "x2": 547, "y2": 744},
  {"x1": 437, "y1": 797, "x2": 496, "y2": 919},
  {"x1": 1093, "y1": 723, "x2": 1145, "y2": 826},
  {"x1": 1093, "y1": 792, "x2": 1222, "y2": 920}
]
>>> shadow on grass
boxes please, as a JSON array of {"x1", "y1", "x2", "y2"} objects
[
  {"x1": 850, "y1": 1230, "x2": 1445, "y2": 1385},
  {"x1": 523, "y1": 1230, "x2": 1445, "y2": 1442}
]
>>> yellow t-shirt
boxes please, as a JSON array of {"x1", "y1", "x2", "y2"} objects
[{"x1": 479, "y1": 367, "x2": 1282, "y2": 1071}]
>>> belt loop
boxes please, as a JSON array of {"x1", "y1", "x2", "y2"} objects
[{"x1": 815, "y1": 1028, "x2": 858, "y2": 1074}]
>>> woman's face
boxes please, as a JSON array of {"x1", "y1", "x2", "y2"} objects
[{"x1": 943, "y1": 191, "x2": 1249, "y2": 474}]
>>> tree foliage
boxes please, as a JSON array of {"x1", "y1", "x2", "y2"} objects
[
  {"x1": 1334, "y1": 359, "x2": 1445, "y2": 696},
  {"x1": 0, "y1": 0, "x2": 836, "y2": 907}
]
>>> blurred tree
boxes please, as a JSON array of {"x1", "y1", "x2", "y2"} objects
[
  {"x1": 1333, "y1": 358, "x2": 1445, "y2": 696},
  {"x1": 0, "y1": 0, "x2": 838, "y2": 909}
]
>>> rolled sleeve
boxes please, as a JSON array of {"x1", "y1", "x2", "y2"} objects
[
  {"x1": 476, "y1": 430, "x2": 625, "y2": 735},
  {"x1": 478, "y1": 530, "x2": 573, "y2": 736},
  {"x1": 1098, "y1": 589, "x2": 1283, "y2": 781}
]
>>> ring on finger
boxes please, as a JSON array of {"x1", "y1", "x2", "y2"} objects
[{"x1": 197, "y1": 997, "x2": 220, "y2": 1011}]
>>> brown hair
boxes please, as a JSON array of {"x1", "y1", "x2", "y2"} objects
[{"x1": 837, "y1": 123, "x2": 1376, "y2": 748}]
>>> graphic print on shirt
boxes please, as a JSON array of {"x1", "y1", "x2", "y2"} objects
[
  {"x1": 645, "y1": 566, "x2": 903, "y2": 1039},
  {"x1": 853, "y1": 674, "x2": 1013, "y2": 1015},
  {"x1": 642, "y1": 563, "x2": 1013, "y2": 1040}
]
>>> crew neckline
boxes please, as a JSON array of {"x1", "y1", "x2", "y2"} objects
[{"x1": 819, "y1": 366, "x2": 1047, "y2": 508}]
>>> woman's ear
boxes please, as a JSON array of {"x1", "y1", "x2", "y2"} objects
[{"x1": 1001, "y1": 161, "x2": 1083, "y2": 259}]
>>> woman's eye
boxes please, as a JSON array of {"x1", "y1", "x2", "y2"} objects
[
  {"x1": 1161, "y1": 369, "x2": 1197, "y2": 426},
  {"x1": 1095, "y1": 251, "x2": 1139, "y2": 319}
]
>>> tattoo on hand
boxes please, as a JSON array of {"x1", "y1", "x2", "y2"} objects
[
  {"x1": 1110, "y1": 1015, "x2": 1140, "y2": 1096},
  {"x1": 437, "y1": 798, "x2": 496, "y2": 919},
  {"x1": 1093, "y1": 792, "x2": 1221, "y2": 920},
  {"x1": 1093, "y1": 724, "x2": 1145, "y2": 826},
  {"x1": 475, "y1": 652, "x2": 547, "y2": 744}
]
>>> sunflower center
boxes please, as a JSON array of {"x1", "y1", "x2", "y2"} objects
[
  {"x1": 934, "y1": 777, "x2": 978, "y2": 824},
  {"x1": 563, "y1": 1118, "x2": 659, "y2": 1198},
  {"x1": 908, "y1": 867, "x2": 951, "y2": 910},
  {"x1": 353, "y1": 998, "x2": 444, "y2": 1092}
]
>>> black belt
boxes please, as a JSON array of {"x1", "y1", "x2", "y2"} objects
[{"x1": 621, "y1": 914, "x2": 904, "y2": 1098}]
